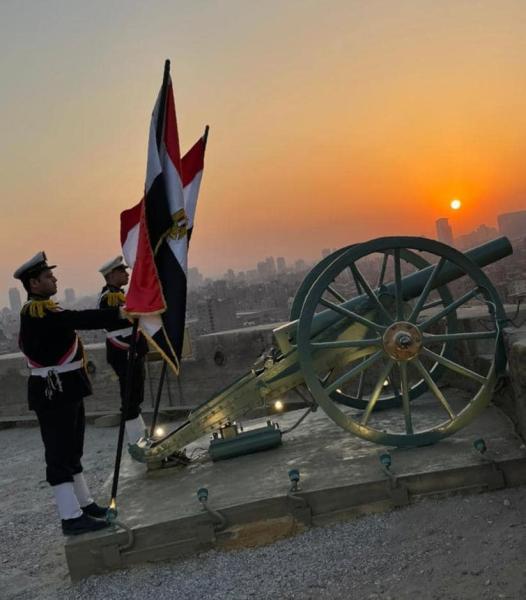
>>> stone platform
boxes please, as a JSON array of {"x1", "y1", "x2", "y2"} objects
[{"x1": 65, "y1": 389, "x2": 526, "y2": 580}]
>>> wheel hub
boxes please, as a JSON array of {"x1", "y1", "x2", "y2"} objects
[{"x1": 383, "y1": 321, "x2": 422, "y2": 361}]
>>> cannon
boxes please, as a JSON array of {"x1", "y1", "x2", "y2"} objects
[{"x1": 129, "y1": 236, "x2": 512, "y2": 465}]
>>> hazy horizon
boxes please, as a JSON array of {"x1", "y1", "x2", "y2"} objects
[{"x1": 2, "y1": 1, "x2": 526, "y2": 305}]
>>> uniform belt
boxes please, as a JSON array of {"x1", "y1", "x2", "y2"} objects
[
  {"x1": 106, "y1": 327, "x2": 133, "y2": 339},
  {"x1": 30, "y1": 360, "x2": 84, "y2": 377}
]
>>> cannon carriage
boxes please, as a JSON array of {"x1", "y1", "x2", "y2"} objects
[{"x1": 129, "y1": 236, "x2": 512, "y2": 465}]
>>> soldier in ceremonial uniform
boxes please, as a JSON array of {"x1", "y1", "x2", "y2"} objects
[
  {"x1": 98, "y1": 256, "x2": 148, "y2": 445},
  {"x1": 15, "y1": 252, "x2": 131, "y2": 535}
]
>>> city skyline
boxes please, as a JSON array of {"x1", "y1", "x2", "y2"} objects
[
  {"x1": 5, "y1": 208, "x2": 524, "y2": 308},
  {"x1": 2, "y1": 2, "x2": 526, "y2": 305}
]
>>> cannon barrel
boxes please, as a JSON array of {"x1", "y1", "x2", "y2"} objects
[{"x1": 277, "y1": 236, "x2": 513, "y2": 348}]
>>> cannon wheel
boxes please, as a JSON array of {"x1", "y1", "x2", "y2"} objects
[
  {"x1": 296, "y1": 237, "x2": 505, "y2": 447},
  {"x1": 291, "y1": 246, "x2": 458, "y2": 410},
  {"x1": 290, "y1": 246, "x2": 354, "y2": 321}
]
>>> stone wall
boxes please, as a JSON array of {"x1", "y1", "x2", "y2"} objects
[
  {"x1": 504, "y1": 325, "x2": 526, "y2": 441},
  {"x1": 0, "y1": 323, "x2": 280, "y2": 418},
  {"x1": 2, "y1": 307, "x2": 526, "y2": 443}
]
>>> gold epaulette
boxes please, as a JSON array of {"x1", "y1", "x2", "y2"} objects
[
  {"x1": 104, "y1": 291, "x2": 126, "y2": 307},
  {"x1": 21, "y1": 300, "x2": 59, "y2": 319}
]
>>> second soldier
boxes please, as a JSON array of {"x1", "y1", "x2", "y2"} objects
[{"x1": 98, "y1": 256, "x2": 149, "y2": 445}]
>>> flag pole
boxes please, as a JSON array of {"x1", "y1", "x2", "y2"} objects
[
  {"x1": 156, "y1": 59, "x2": 171, "y2": 148},
  {"x1": 149, "y1": 360, "x2": 167, "y2": 437},
  {"x1": 149, "y1": 123, "x2": 209, "y2": 437},
  {"x1": 108, "y1": 59, "x2": 171, "y2": 517},
  {"x1": 108, "y1": 318, "x2": 139, "y2": 518},
  {"x1": 147, "y1": 59, "x2": 172, "y2": 440}
]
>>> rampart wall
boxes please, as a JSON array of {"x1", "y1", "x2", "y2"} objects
[{"x1": 1, "y1": 308, "x2": 525, "y2": 443}]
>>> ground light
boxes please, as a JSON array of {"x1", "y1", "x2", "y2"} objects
[
  {"x1": 473, "y1": 438, "x2": 487, "y2": 454},
  {"x1": 379, "y1": 453, "x2": 392, "y2": 469},
  {"x1": 288, "y1": 468, "x2": 300, "y2": 483}
]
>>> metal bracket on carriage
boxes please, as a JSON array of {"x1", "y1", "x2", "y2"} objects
[
  {"x1": 473, "y1": 438, "x2": 507, "y2": 491},
  {"x1": 379, "y1": 453, "x2": 410, "y2": 507},
  {"x1": 252, "y1": 345, "x2": 282, "y2": 375},
  {"x1": 286, "y1": 469, "x2": 313, "y2": 525}
]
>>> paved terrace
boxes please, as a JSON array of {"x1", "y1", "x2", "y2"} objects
[
  {"x1": 1, "y1": 307, "x2": 525, "y2": 585},
  {"x1": 65, "y1": 388, "x2": 526, "y2": 580}
]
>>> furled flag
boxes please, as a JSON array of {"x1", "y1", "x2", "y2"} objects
[{"x1": 121, "y1": 60, "x2": 207, "y2": 373}]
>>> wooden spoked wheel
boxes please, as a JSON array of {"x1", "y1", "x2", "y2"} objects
[{"x1": 296, "y1": 237, "x2": 505, "y2": 447}]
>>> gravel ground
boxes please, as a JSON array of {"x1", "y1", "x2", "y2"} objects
[{"x1": 1, "y1": 424, "x2": 525, "y2": 600}]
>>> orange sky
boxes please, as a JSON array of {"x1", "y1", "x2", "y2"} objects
[{"x1": 1, "y1": 1, "x2": 526, "y2": 303}]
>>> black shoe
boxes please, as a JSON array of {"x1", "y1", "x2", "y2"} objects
[
  {"x1": 81, "y1": 502, "x2": 108, "y2": 518},
  {"x1": 61, "y1": 513, "x2": 110, "y2": 536}
]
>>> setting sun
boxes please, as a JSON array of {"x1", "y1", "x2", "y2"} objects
[{"x1": 450, "y1": 199, "x2": 462, "y2": 210}]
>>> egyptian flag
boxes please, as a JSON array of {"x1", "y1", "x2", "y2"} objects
[
  {"x1": 120, "y1": 129, "x2": 207, "y2": 268},
  {"x1": 122, "y1": 60, "x2": 201, "y2": 373},
  {"x1": 181, "y1": 129, "x2": 207, "y2": 243},
  {"x1": 120, "y1": 200, "x2": 142, "y2": 269}
]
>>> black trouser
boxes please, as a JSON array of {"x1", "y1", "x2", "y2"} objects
[
  {"x1": 110, "y1": 354, "x2": 145, "y2": 420},
  {"x1": 34, "y1": 398, "x2": 85, "y2": 486}
]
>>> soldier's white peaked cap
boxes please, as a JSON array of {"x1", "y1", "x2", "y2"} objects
[
  {"x1": 99, "y1": 256, "x2": 128, "y2": 277},
  {"x1": 13, "y1": 251, "x2": 56, "y2": 280}
]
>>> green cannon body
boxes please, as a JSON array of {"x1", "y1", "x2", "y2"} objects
[{"x1": 130, "y1": 236, "x2": 512, "y2": 465}]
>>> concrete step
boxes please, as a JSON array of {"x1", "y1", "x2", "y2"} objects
[{"x1": 64, "y1": 399, "x2": 526, "y2": 580}]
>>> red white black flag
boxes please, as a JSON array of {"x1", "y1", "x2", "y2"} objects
[
  {"x1": 122, "y1": 61, "x2": 207, "y2": 373},
  {"x1": 120, "y1": 129, "x2": 207, "y2": 268}
]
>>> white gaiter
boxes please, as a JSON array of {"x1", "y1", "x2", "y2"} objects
[
  {"x1": 52, "y1": 482, "x2": 82, "y2": 520},
  {"x1": 73, "y1": 472, "x2": 93, "y2": 508},
  {"x1": 125, "y1": 414, "x2": 147, "y2": 444}
]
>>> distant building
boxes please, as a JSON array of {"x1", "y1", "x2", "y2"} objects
[
  {"x1": 435, "y1": 218, "x2": 454, "y2": 246},
  {"x1": 212, "y1": 279, "x2": 228, "y2": 298},
  {"x1": 498, "y1": 210, "x2": 526, "y2": 240},
  {"x1": 188, "y1": 267, "x2": 204, "y2": 288},
  {"x1": 294, "y1": 259, "x2": 307, "y2": 272},
  {"x1": 265, "y1": 257, "x2": 276, "y2": 276},
  {"x1": 276, "y1": 257, "x2": 286, "y2": 274},
  {"x1": 455, "y1": 224, "x2": 498, "y2": 250},
  {"x1": 256, "y1": 260, "x2": 272, "y2": 280},
  {"x1": 245, "y1": 269, "x2": 259, "y2": 283},
  {"x1": 8, "y1": 288, "x2": 21, "y2": 313},
  {"x1": 64, "y1": 288, "x2": 76, "y2": 305}
]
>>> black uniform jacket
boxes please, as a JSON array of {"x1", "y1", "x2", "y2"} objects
[
  {"x1": 19, "y1": 300, "x2": 126, "y2": 408},
  {"x1": 98, "y1": 286, "x2": 148, "y2": 371}
]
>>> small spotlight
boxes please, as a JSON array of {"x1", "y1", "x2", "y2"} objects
[
  {"x1": 197, "y1": 487, "x2": 209, "y2": 502},
  {"x1": 288, "y1": 468, "x2": 300, "y2": 483},
  {"x1": 336, "y1": 388, "x2": 342, "y2": 393},
  {"x1": 383, "y1": 379, "x2": 389, "y2": 387},
  {"x1": 379, "y1": 453, "x2": 392, "y2": 468},
  {"x1": 154, "y1": 426, "x2": 165, "y2": 438},
  {"x1": 274, "y1": 400, "x2": 284, "y2": 411},
  {"x1": 473, "y1": 438, "x2": 487, "y2": 454}
]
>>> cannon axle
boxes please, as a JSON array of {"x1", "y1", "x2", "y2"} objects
[{"x1": 383, "y1": 322, "x2": 422, "y2": 361}]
